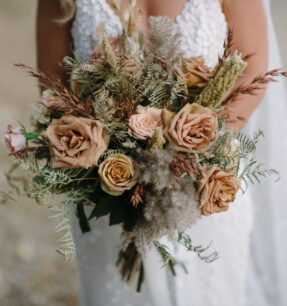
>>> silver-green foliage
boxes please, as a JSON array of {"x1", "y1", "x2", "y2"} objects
[
  {"x1": 6, "y1": 154, "x2": 97, "y2": 260},
  {"x1": 236, "y1": 130, "x2": 280, "y2": 191},
  {"x1": 177, "y1": 232, "x2": 219, "y2": 263}
]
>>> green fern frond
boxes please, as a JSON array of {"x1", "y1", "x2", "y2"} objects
[
  {"x1": 104, "y1": 121, "x2": 129, "y2": 144},
  {"x1": 49, "y1": 201, "x2": 75, "y2": 261},
  {"x1": 63, "y1": 56, "x2": 80, "y2": 70},
  {"x1": 153, "y1": 240, "x2": 189, "y2": 276},
  {"x1": 154, "y1": 240, "x2": 176, "y2": 267},
  {"x1": 49, "y1": 187, "x2": 96, "y2": 261},
  {"x1": 100, "y1": 149, "x2": 128, "y2": 161},
  {"x1": 240, "y1": 160, "x2": 280, "y2": 192},
  {"x1": 237, "y1": 130, "x2": 264, "y2": 158},
  {"x1": 177, "y1": 232, "x2": 219, "y2": 263}
]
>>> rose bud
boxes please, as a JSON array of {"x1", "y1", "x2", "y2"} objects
[{"x1": 4, "y1": 125, "x2": 26, "y2": 153}]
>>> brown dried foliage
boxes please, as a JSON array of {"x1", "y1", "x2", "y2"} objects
[
  {"x1": 223, "y1": 68, "x2": 287, "y2": 104},
  {"x1": 130, "y1": 184, "x2": 144, "y2": 207},
  {"x1": 170, "y1": 155, "x2": 207, "y2": 182},
  {"x1": 15, "y1": 63, "x2": 95, "y2": 118},
  {"x1": 218, "y1": 27, "x2": 234, "y2": 67},
  {"x1": 116, "y1": 82, "x2": 136, "y2": 120}
]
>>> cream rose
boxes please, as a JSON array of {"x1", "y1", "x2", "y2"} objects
[
  {"x1": 4, "y1": 125, "x2": 26, "y2": 153},
  {"x1": 197, "y1": 166, "x2": 241, "y2": 216},
  {"x1": 162, "y1": 103, "x2": 218, "y2": 152},
  {"x1": 98, "y1": 154, "x2": 137, "y2": 196},
  {"x1": 46, "y1": 116, "x2": 109, "y2": 169},
  {"x1": 128, "y1": 106, "x2": 162, "y2": 140}
]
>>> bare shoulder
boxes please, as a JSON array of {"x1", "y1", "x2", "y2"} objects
[
  {"x1": 37, "y1": 0, "x2": 73, "y2": 85},
  {"x1": 221, "y1": 0, "x2": 267, "y2": 45}
]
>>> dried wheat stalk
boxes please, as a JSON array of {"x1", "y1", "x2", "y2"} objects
[{"x1": 223, "y1": 68, "x2": 287, "y2": 104}]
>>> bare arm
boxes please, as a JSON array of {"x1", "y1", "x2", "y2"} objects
[
  {"x1": 222, "y1": 0, "x2": 268, "y2": 130},
  {"x1": 37, "y1": 0, "x2": 73, "y2": 90}
]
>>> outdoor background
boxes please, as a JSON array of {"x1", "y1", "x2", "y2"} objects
[{"x1": 0, "y1": 1, "x2": 286, "y2": 305}]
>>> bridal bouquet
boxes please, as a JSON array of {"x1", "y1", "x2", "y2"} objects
[{"x1": 3, "y1": 6, "x2": 285, "y2": 291}]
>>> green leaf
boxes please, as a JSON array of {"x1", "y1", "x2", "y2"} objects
[
  {"x1": 89, "y1": 192, "x2": 118, "y2": 219},
  {"x1": 35, "y1": 149, "x2": 50, "y2": 160},
  {"x1": 89, "y1": 188, "x2": 139, "y2": 231},
  {"x1": 123, "y1": 206, "x2": 138, "y2": 232},
  {"x1": 76, "y1": 204, "x2": 91, "y2": 233},
  {"x1": 33, "y1": 175, "x2": 46, "y2": 185},
  {"x1": 109, "y1": 201, "x2": 126, "y2": 226}
]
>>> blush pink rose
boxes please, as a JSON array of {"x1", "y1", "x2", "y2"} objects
[
  {"x1": 4, "y1": 125, "x2": 26, "y2": 152},
  {"x1": 128, "y1": 106, "x2": 162, "y2": 140}
]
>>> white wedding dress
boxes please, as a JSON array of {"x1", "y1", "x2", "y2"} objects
[{"x1": 70, "y1": 1, "x2": 287, "y2": 305}]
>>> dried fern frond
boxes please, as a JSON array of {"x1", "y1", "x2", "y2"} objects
[{"x1": 93, "y1": 89, "x2": 116, "y2": 122}]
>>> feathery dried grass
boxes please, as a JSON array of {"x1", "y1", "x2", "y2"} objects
[
  {"x1": 124, "y1": 149, "x2": 201, "y2": 253},
  {"x1": 223, "y1": 68, "x2": 287, "y2": 104}
]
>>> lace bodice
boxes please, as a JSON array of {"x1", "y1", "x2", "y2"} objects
[{"x1": 72, "y1": 0, "x2": 227, "y2": 68}]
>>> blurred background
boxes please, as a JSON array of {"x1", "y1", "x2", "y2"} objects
[{"x1": 0, "y1": 0, "x2": 286, "y2": 305}]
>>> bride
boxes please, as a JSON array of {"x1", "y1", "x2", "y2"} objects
[{"x1": 37, "y1": 0, "x2": 287, "y2": 305}]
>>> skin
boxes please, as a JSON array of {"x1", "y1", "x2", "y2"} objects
[
  {"x1": 37, "y1": 0, "x2": 73, "y2": 87},
  {"x1": 37, "y1": 0, "x2": 268, "y2": 130}
]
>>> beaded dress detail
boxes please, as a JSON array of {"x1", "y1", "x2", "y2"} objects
[{"x1": 71, "y1": 1, "x2": 254, "y2": 305}]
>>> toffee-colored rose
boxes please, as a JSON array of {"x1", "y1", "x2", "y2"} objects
[
  {"x1": 197, "y1": 166, "x2": 241, "y2": 216},
  {"x1": 46, "y1": 116, "x2": 109, "y2": 169},
  {"x1": 128, "y1": 106, "x2": 162, "y2": 140},
  {"x1": 162, "y1": 103, "x2": 218, "y2": 152},
  {"x1": 98, "y1": 154, "x2": 137, "y2": 196},
  {"x1": 183, "y1": 56, "x2": 213, "y2": 88},
  {"x1": 4, "y1": 125, "x2": 26, "y2": 153}
]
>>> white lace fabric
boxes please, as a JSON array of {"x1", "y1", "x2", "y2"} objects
[
  {"x1": 71, "y1": 1, "x2": 255, "y2": 306},
  {"x1": 72, "y1": 0, "x2": 227, "y2": 68}
]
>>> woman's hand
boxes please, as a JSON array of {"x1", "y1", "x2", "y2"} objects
[
  {"x1": 37, "y1": 0, "x2": 73, "y2": 90},
  {"x1": 222, "y1": 0, "x2": 268, "y2": 130}
]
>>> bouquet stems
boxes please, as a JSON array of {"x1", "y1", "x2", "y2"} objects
[{"x1": 117, "y1": 242, "x2": 145, "y2": 292}]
